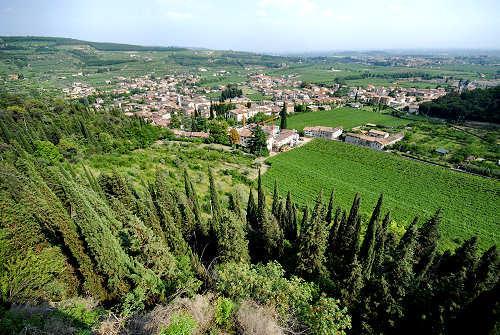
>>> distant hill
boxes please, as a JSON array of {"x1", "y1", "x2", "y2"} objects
[{"x1": 0, "y1": 36, "x2": 187, "y2": 52}]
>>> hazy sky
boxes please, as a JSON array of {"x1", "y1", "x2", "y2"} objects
[{"x1": 1, "y1": 0, "x2": 499, "y2": 52}]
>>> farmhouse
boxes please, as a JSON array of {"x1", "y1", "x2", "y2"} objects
[
  {"x1": 304, "y1": 126, "x2": 343, "y2": 140},
  {"x1": 273, "y1": 129, "x2": 299, "y2": 151},
  {"x1": 237, "y1": 127, "x2": 253, "y2": 147},
  {"x1": 235, "y1": 125, "x2": 299, "y2": 152},
  {"x1": 344, "y1": 130, "x2": 404, "y2": 150},
  {"x1": 408, "y1": 104, "x2": 419, "y2": 114}
]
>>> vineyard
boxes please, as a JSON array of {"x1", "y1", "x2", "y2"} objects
[
  {"x1": 263, "y1": 139, "x2": 500, "y2": 250},
  {"x1": 286, "y1": 107, "x2": 411, "y2": 131}
]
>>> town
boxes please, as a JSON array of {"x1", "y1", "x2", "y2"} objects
[{"x1": 61, "y1": 70, "x2": 461, "y2": 153}]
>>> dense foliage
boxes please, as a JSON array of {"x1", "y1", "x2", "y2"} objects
[
  {"x1": 419, "y1": 86, "x2": 500, "y2": 123},
  {"x1": 219, "y1": 85, "x2": 243, "y2": 102}
]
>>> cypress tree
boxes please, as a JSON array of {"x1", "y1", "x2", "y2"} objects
[
  {"x1": 327, "y1": 209, "x2": 346, "y2": 273},
  {"x1": 183, "y1": 169, "x2": 202, "y2": 229},
  {"x1": 208, "y1": 168, "x2": 221, "y2": 222},
  {"x1": 372, "y1": 212, "x2": 391, "y2": 274},
  {"x1": 279, "y1": 103, "x2": 287, "y2": 129},
  {"x1": 257, "y1": 169, "x2": 265, "y2": 219},
  {"x1": 300, "y1": 205, "x2": 309, "y2": 238},
  {"x1": 389, "y1": 217, "x2": 419, "y2": 295},
  {"x1": 215, "y1": 211, "x2": 250, "y2": 264},
  {"x1": 246, "y1": 189, "x2": 257, "y2": 230},
  {"x1": 414, "y1": 209, "x2": 441, "y2": 277},
  {"x1": 341, "y1": 255, "x2": 364, "y2": 308},
  {"x1": 472, "y1": 245, "x2": 498, "y2": 295},
  {"x1": 209, "y1": 101, "x2": 215, "y2": 120},
  {"x1": 325, "y1": 189, "x2": 335, "y2": 226},
  {"x1": 271, "y1": 180, "x2": 280, "y2": 218},
  {"x1": 331, "y1": 206, "x2": 342, "y2": 239},
  {"x1": 296, "y1": 191, "x2": 328, "y2": 279},
  {"x1": 5, "y1": 158, "x2": 108, "y2": 301},
  {"x1": 359, "y1": 194, "x2": 383, "y2": 279},
  {"x1": 333, "y1": 194, "x2": 361, "y2": 280},
  {"x1": 250, "y1": 170, "x2": 283, "y2": 262},
  {"x1": 282, "y1": 191, "x2": 298, "y2": 242},
  {"x1": 228, "y1": 190, "x2": 243, "y2": 220},
  {"x1": 149, "y1": 179, "x2": 189, "y2": 256}
]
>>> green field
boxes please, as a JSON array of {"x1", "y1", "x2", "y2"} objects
[
  {"x1": 287, "y1": 107, "x2": 410, "y2": 131},
  {"x1": 263, "y1": 139, "x2": 500, "y2": 250}
]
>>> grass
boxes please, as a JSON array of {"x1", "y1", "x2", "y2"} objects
[
  {"x1": 286, "y1": 107, "x2": 410, "y2": 131},
  {"x1": 263, "y1": 139, "x2": 500, "y2": 250},
  {"x1": 79, "y1": 141, "x2": 257, "y2": 207}
]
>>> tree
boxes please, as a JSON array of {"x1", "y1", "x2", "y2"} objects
[
  {"x1": 229, "y1": 128, "x2": 240, "y2": 145},
  {"x1": 271, "y1": 180, "x2": 280, "y2": 218},
  {"x1": 282, "y1": 191, "x2": 298, "y2": 242},
  {"x1": 296, "y1": 191, "x2": 329, "y2": 280},
  {"x1": 332, "y1": 194, "x2": 362, "y2": 280},
  {"x1": 248, "y1": 170, "x2": 283, "y2": 262},
  {"x1": 246, "y1": 189, "x2": 257, "y2": 230},
  {"x1": 372, "y1": 212, "x2": 391, "y2": 276},
  {"x1": 207, "y1": 120, "x2": 229, "y2": 145},
  {"x1": 279, "y1": 103, "x2": 287, "y2": 129},
  {"x1": 414, "y1": 209, "x2": 441, "y2": 277},
  {"x1": 209, "y1": 101, "x2": 215, "y2": 120},
  {"x1": 249, "y1": 126, "x2": 269, "y2": 156},
  {"x1": 215, "y1": 211, "x2": 250, "y2": 264},
  {"x1": 359, "y1": 194, "x2": 383, "y2": 280},
  {"x1": 170, "y1": 112, "x2": 181, "y2": 128},
  {"x1": 208, "y1": 168, "x2": 221, "y2": 222},
  {"x1": 228, "y1": 190, "x2": 243, "y2": 220},
  {"x1": 325, "y1": 190, "x2": 335, "y2": 226}
]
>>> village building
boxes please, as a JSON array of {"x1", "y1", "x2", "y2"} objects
[
  {"x1": 237, "y1": 127, "x2": 253, "y2": 147},
  {"x1": 344, "y1": 130, "x2": 404, "y2": 150},
  {"x1": 273, "y1": 129, "x2": 300, "y2": 151},
  {"x1": 408, "y1": 104, "x2": 419, "y2": 114},
  {"x1": 228, "y1": 108, "x2": 260, "y2": 122},
  {"x1": 304, "y1": 126, "x2": 343, "y2": 140},
  {"x1": 235, "y1": 125, "x2": 298, "y2": 152}
]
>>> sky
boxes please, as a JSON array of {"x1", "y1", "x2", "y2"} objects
[{"x1": 0, "y1": 0, "x2": 499, "y2": 53}]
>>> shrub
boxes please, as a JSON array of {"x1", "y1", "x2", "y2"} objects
[
  {"x1": 34, "y1": 140, "x2": 62, "y2": 164},
  {"x1": 160, "y1": 312, "x2": 197, "y2": 335},
  {"x1": 214, "y1": 297, "x2": 234, "y2": 328},
  {"x1": 216, "y1": 262, "x2": 316, "y2": 318},
  {"x1": 301, "y1": 296, "x2": 351, "y2": 335}
]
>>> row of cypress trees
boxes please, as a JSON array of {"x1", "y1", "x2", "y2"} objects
[{"x1": 252, "y1": 176, "x2": 499, "y2": 335}]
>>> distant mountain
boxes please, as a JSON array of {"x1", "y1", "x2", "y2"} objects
[{"x1": 0, "y1": 36, "x2": 187, "y2": 52}]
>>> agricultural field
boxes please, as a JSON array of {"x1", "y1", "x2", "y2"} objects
[
  {"x1": 286, "y1": 107, "x2": 411, "y2": 131},
  {"x1": 263, "y1": 139, "x2": 500, "y2": 250}
]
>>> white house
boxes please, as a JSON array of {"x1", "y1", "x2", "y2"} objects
[
  {"x1": 304, "y1": 126, "x2": 343, "y2": 140},
  {"x1": 273, "y1": 129, "x2": 299, "y2": 150},
  {"x1": 344, "y1": 131, "x2": 404, "y2": 150}
]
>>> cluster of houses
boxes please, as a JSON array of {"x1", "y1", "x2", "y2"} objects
[
  {"x1": 62, "y1": 82, "x2": 96, "y2": 99},
  {"x1": 349, "y1": 85, "x2": 447, "y2": 112}
]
